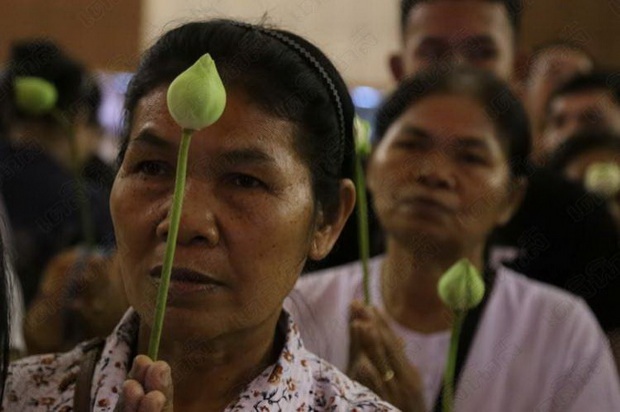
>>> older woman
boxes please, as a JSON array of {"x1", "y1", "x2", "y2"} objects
[
  {"x1": 286, "y1": 68, "x2": 620, "y2": 411},
  {"x1": 1, "y1": 20, "x2": 398, "y2": 411}
]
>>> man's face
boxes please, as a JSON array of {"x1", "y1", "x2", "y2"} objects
[
  {"x1": 544, "y1": 90, "x2": 620, "y2": 154},
  {"x1": 393, "y1": 1, "x2": 515, "y2": 81},
  {"x1": 524, "y1": 47, "x2": 593, "y2": 130}
]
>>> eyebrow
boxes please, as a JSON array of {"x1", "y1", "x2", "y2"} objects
[
  {"x1": 401, "y1": 126, "x2": 490, "y2": 150},
  {"x1": 129, "y1": 130, "x2": 175, "y2": 150},
  {"x1": 217, "y1": 149, "x2": 277, "y2": 166},
  {"x1": 417, "y1": 35, "x2": 496, "y2": 47}
]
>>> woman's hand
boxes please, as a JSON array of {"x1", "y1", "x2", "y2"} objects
[
  {"x1": 347, "y1": 301, "x2": 426, "y2": 412},
  {"x1": 115, "y1": 355, "x2": 174, "y2": 412}
]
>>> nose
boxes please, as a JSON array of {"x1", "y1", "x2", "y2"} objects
[
  {"x1": 416, "y1": 150, "x2": 456, "y2": 190},
  {"x1": 448, "y1": 51, "x2": 467, "y2": 67},
  {"x1": 155, "y1": 180, "x2": 220, "y2": 247}
]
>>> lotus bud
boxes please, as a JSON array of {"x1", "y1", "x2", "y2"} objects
[{"x1": 166, "y1": 53, "x2": 226, "y2": 131}]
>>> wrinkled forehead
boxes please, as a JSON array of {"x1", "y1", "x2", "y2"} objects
[{"x1": 403, "y1": 1, "x2": 513, "y2": 43}]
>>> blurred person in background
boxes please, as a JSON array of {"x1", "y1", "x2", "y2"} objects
[
  {"x1": 548, "y1": 131, "x2": 620, "y2": 230},
  {"x1": 542, "y1": 71, "x2": 620, "y2": 159},
  {"x1": 521, "y1": 40, "x2": 594, "y2": 163},
  {"x1": 23, "y1": 247, "x2": 127, "y2": 354},
  {"x1": 0, "y1": 211, "x2": 13, "y2": 403},
  {"x1": 76, "y1": 75, "x2": 117, "y2": 192},
  {"x1": 0, "y1": 39, "x2": 115, "y2": 307},
  {"x1": 382, "y1": 0, "x2": 620, "y2": 336},
  {"x1": 287, "y1": 67, "x2": 620, "y2": 411}
]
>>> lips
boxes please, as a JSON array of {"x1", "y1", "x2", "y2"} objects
[
  {"x1": 399, "y1": 195, "x2": 455, "y2": 214},
  {"x1": 149, "y1": 266, "x2": 226, "y2": 287}
]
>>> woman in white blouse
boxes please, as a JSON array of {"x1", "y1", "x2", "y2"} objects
[{"x1": 286, "y1": 68, "x2": 620, "y2": 411}]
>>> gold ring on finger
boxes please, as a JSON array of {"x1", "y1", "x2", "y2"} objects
[{"x1": 382, "y1": 369, "x2": 395, "y2": 382}]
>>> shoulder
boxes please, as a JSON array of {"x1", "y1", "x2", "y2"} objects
[
  {"x1": 494, "y1": 267, "x2": 591, "y2": 318},
  {"x1": 303, "y1": 351, "x2": 399, "y2": 410},
  {"x1": 285, "y1": 257, "x2": 384, "y2": 330},
  {"x1": 289, "y1": 256, "x2": 382, "y2": 307},
  {"x1": 2, "y1": 342, "x2": 91, "y2": 410},
  {"x1": 493, "y1": 267, "x2": 606, "y2": 347}
]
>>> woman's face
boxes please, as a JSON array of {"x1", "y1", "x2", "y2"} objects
[
  {"x1": 111, "y1": 85, "x2": 338, "y2": 340},
  {"x1": 368, "y1": 94, "x2": 518, "y2": 253}
]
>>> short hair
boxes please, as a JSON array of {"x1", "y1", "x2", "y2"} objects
[
  {"x1": 374, "y1": 66, "x2": 531, "y2": 177},
  {"x1": 81, "y1": 76, "x2": 102, "y2": 128},
  {"x1": 3, "y1": 39, "x2": 85, "y2": 115},
  {"x1": 400, "y1": 0, "x2": 523, "y2": 36},
  {"x1": 548, "y1": 130, "x2": 620, "y2": 172},
  {"x1": 548, "y1": 71, "x2": 620, "y2": 108},
  {"x1": 529, "y1": 39, "x2": 595, "y2": 70}
]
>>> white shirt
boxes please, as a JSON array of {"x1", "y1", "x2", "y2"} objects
[{"x1": 285, "y1": 256, "x2": 620, "y2": 411}]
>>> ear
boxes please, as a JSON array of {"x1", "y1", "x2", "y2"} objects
[
  {"x1": 496, "y1": 177, "x2": 527, "y2": 226},
  {"x1": 308, "y1": 179, "x2": 356, "y2": 260},
  {"x1": 389, "y1": 52, "x2": 405, "y2": 82}
]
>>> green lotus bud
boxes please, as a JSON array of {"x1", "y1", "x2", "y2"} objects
[
  {"x1": 354, "y1": 116, "x2": 372, "y2": 157},
  {"x1": 166, "y1": 53, "x2": 226, "y2": 131},
  {"x1": 438, "y1": 258, "x2": 485, "y2": 311},
  {"x1": 14, "y1": 76, "x2": 58, "y2": 116},
  {"x1": 585, "y1": 162, "x2": 620, "y2": 199}
]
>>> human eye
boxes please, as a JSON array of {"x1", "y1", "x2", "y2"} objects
[
  {"x1": 458, "y1": 151, "x2": 488, "y2": 166},
  {"x1": 467, "y1": 44, "x2": 498, "y2": 61},
  {"x1": 133, "y1": 160, "x2": 172, "y2": 177},
  {"x1": 228, "y1": 173, "x2": 267, "y2": 189},
  {"x1": 415, "y1": 42, "x2": 447, "y2": 61},
  {"x1": 583, "y1": 109, "x2": 603, "y2": 125},
  {"x1": 396, "y1": 140, "x2": 422, "y2": 150}
]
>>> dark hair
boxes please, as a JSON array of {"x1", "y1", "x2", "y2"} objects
[
  {"x1": 400, "y1": 0, "x2": 522, "y2": 37},
  {"x1": 0, "y1": 216, "x2": 9, "y2": 402},
  {"x1": 528, "y1": 39, "x2": 595, "y2": 71},
  {"x1": 548, "y1": 71, "x2": 620, "y2": 109},
  {"x1": 0, "y1": 39, "x2": 86, "y2": 121},
  {"x1": 118, "y1": 20, "x2": 355, "y2": 219},
  {"x1": 81, "y1": 76, "x2": 102, "y2": 128},
  {"x1": 374, "y1": 66, "x2": 531, "y2": 177},
  {"x1": 548, "y1": 130, "x2": 620, "y2": 172}
]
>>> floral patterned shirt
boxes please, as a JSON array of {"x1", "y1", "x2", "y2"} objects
[{"x1": 2, "y1": 309, "x2": 398, "y2": 411}]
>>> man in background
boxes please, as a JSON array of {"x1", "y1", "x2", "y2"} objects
[{"x1": 388, "y1": 0, "x2": 620, "y2": 335}]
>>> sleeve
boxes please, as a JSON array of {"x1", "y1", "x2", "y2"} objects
[{"x1": 542, "y1": 299, "x2": 620, "y2": 411}]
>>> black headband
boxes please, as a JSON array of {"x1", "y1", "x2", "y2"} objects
[{"x1": 231, "y1": 22, "x2": 347, "y2": 161}]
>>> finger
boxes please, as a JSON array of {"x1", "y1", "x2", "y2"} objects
[
  {"x1": 354, "y1": 320, "x2": 391, "y2": 378},
  {"x1": 144, "y1": 361, "x2": 173, "y2": 403},
  {"x1": 370, "y1": 310, "x2": 425, "y2": 406},
  {"x1": 350, "y1": 300, "x2": 372, "y2": 322},
  {"x1": 348, "y1": 317, "x2": 362, "y2": 372},
  {"x1": 129, "y1": 355, "x2": 153, "y2": 382},
  {"x1": 349, "y1": 355, "x2": 385, "y2": 398},
  {"x1": 118, "y1": 379, "x2": 144, "y2": 412},
  {"x1": 138, "y1": 391, "x2": 167, "y2": 412},
  {"x1": 348, "y1": 301, "x2": 375, "y2": 370},
  {"x1": 374, "y1": 315, "x2": 419, "y2": 381}
]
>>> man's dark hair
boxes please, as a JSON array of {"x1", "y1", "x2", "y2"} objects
[
  {"x1": 548, "y1": 71, "x2": 620, "y2": 109},
  {"x1": 400, "y1": 0, "x2": 522, "y2": 36},
  {"x1": 529, "y1": 39, "x2": 595, "y2": 70}
]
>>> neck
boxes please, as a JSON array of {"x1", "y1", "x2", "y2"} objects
[
  {"x1": 381, "y1": 236, "x2": 485, "y2": 333},
  {"x1": 137, "y1": 310, "x2": 283, "y2": 412}
]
